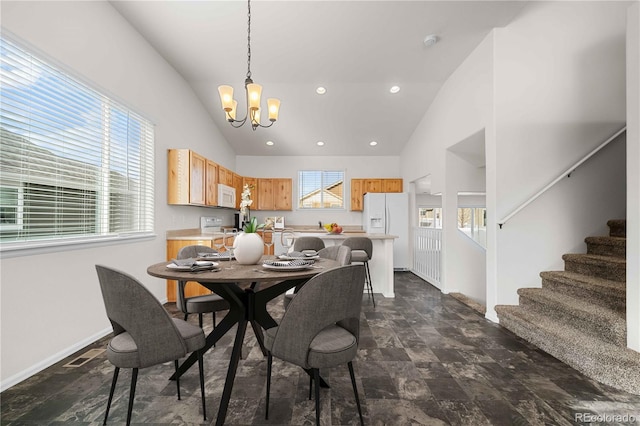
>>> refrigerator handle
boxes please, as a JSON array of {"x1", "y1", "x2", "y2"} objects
[{"x1": 386, "y1": 205, "x2": 390, "y2": 234}]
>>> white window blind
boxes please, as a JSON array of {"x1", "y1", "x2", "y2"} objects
[
  {"x1": 298, "y1": 170, "x2": 344, "y2": 209},
  {"x1": 0, "y1": 35, "x2": 154, "y2": 249}
]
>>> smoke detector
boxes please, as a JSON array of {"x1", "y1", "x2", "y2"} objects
[{"x1": 424, "y1": 34, "x2": 438, "y2": 47}]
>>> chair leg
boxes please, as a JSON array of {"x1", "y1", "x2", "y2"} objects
[
  {"x1": 198, "y1": 313, "x2": 203, "y2": 329},
  {"x1": 103, "y1": 367, "x2": 119, "y2": 425},
  {"x1": 348, "y1": 362, "x2": 364, "y2": 426},
  {"x1": 175, "y1": 360, "x2": 181, "y2": 400},
  {"x1": 265, "y1": 352, "x2": 272, "y2": 420},
  {"x1": 126, "y1": 368, "x2": 138, "y2": 426},
  {"x1": 198, "y1": 350, "x2": 207, "y2": 421},
  {"x1": 365, "y1": 261, "x2": 375, "y2": 308},
  {"x1": 313, "y1": 368, "x2": 321, "y2": 426},
  {"x1": 184, "y1": 313, "x2": 189, "y2": 321},
  {"x1": 309, "y1": 375, "x2": 313, "y2": 400}
]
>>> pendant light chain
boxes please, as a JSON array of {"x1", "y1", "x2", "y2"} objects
[
  {"x1": 246, "y1": 0, "x2": 252, "y2": 81},
  {"x1": 217, "y1": 0, "x2": 280, "y2": 129}
]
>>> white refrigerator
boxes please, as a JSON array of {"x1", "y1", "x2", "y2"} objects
[{"x1": 362, "y1": 192, "x2": 410, "y2": 270}]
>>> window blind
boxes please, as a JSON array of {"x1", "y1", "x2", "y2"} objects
[
  {"x1": 0, "y1": 35, "x2": 154, "y2": 248},
  {"x1": 298, "y1": 170, "x2": 344, "y2": 209}
]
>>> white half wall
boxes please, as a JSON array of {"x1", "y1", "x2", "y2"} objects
[
  {"x1": 0, "y1": 1, "x2": 234, "y2": 390},
  {"x1": 627, "y1": 2, "x2": 640, "y2": 352}
]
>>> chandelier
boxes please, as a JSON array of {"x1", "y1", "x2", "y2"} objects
[{"x1": 217, "y1": 0, "x2": 280, "y2": 130}]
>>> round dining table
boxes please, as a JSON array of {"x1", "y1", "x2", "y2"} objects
[{"x1": 147, "y1": 256, "x2": 338, "y2": 426}]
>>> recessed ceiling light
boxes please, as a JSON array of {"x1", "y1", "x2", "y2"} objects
[
  {"x1": 369, "y1": 141, "x2": 378, "y2": 146},
  {"x1": 316, "y1": 86, "x2": 326, "y2": 95},
  {"x1": 266, "y1": 140, "x2": 274, "y2": 146},
  {"x1": 390, "y1": 85, "x2": 400, "y2": 94},
  {"x1": 316, "y1": 141, "x2": 325, "y2": 146}
]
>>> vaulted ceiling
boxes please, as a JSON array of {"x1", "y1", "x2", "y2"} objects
[{"x1": 111, "y1": 1, "x2": 527, "y2": 156}]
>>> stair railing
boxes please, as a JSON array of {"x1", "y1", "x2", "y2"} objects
[{"x1": 497, "y1": 126, "x2": 626, "y2": 228}]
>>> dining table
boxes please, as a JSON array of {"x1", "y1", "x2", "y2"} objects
[{"x1": 147, "y1": 255, "x2": 339, "y2": 426}]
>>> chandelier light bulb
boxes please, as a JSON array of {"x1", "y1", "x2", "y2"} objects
[{"x1": 267, "y1": 98, "x2": 280, "y2": 121}]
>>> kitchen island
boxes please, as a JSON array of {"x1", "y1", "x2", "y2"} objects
[
  {"x1": 166, "y1": 228, "x2": 398, "y2": 299},
  {"x1": 288, "y1": 231, "x2": 397, "y2": 298}
]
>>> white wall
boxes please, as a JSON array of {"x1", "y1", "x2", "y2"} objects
[
  {"x1": 400, "y1": 34, "x2": 494, "y2": 194},
  {"x1": 627, "y1": 2, "x2": 640, "y2": 352},
  {"x1": 236, "y1": 155, "x2": 401, "y2": 227},
  {"x1": 443, "y1": 151, "x2": 487, "y2": 303},
  {"x1": 401, "y1": 31, "x2": 494, "y2": 306},
  {"x1": 490, "y1": 1, "x2": 629, "y2": 320},
  {"x1": 0, "y1": 1, "x2": 235, "y2": 389}
]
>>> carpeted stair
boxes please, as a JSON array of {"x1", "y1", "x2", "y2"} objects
[{"x1": 496, "y1": 219, "x2": 640, "y2": 395}]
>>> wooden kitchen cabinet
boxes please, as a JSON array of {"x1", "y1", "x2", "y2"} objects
[
  {"x1": 351, "y1": 179, "x2": 365, "y2": 211},
  {"x1": 256, "y1": 178, "x2": 292, "y2": 210},
  {"x1": 243, "y1": 177, "x2": 259, "y2": 209},
  {"x1": 383, "y1": 178, "x2": 403, "y2": 193},
  {"x1": 364, "y1": 179, "x2": 382, "y2": 193},
  {"x1": 218, "y1": 166, "x2": 234, "y2": 187},
  {"x1": 166, "y1": 239, "x2": 214, "y2": 302},
  {"x1": 274, "y1": 178, "x2": 292, "y2": 210},
  {"x1": 205, "y1": 159, "x2": 218, "y2": 206},
  {"x1": 233, "y1": 173, "x2": 243, "y2": 209},
  {"x1": 257, "y1": 178, "x2": 274, "y2": 210},
  {"x1": 168, "y1": 149, "x2": 206, "y2": 205},
  {"x1": 350, "y1": 177, "x2": 403, "y2": 211}
]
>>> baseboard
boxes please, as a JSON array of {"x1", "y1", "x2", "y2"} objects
[{"x1": 0, "y1": 326, "x2": 112, "y2": 392}]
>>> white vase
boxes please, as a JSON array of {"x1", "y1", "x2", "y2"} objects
[{"x1": 233, "y1": 232, "x2": 264, "y2": 265}]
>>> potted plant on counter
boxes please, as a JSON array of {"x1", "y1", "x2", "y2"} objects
[{"x1": 234, "y1": 186, "x2": 265, "y2": 264}]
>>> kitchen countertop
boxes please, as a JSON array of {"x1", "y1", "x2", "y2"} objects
[{"x1": 166, "y1": 228, "x2": 396, "y2": 240}]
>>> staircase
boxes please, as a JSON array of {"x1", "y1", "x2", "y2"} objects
[{"x1": 496, "y1": 220, "x2": 640, "y2": 395}]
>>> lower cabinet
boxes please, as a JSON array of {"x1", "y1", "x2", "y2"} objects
[{"x1": 166, "y1": 239, "x2": 215, "y2": 302}]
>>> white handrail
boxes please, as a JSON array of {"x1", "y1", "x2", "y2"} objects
[{"x1": 498, "y1": 126, "x2": 626, "y2": 228}]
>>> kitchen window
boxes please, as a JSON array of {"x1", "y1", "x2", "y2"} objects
[
  {"x1": 298, "y1": 170, "x2": 344, "y2": 209},
  {"x1": 0, "y1": 35, "x2": 154, "y2": 252}
]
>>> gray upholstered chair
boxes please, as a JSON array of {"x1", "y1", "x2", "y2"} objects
[
  {"x1": 283, "y1": 245, "x2": 352, "y2": 309},
  {"x1": 95, "y1": 265, "x2": 206, "y2": 425},
  {"x1": 342, "y1": 237, "x2": 375, "y2": 307},
  {"x1": 177, "y1": 245, "x2": 229, "y2": 329},
  {"x1": 318, "y1": 244, "x2": 352, "y2": 266},
  {"x1": 265, "y1": 264, "x2": 366, "y2": 425},
  {"x1": 293, "y1": 236, "x2": 325, "y2": 252}
]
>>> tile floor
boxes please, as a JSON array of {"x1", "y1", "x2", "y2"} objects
[{"x1": 2, "y1": 272, "x2": 640, "y2": 425}]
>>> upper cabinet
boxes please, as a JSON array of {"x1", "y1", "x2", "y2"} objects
[
  {"x1": 243, "y1": 177, "x2": 259, "y2": 209},
  {"x1": 257, "y1": 178, "x2": 273, "y2": 210},
  {"x1": 273, "y1": 179, "x2": 293, "y2": 210},
  {"x1": 383, "y1": 179, "x2": 403, "y2": 193},
  {"x1": 256, "y1": 178, "x2": 292, "y2": 211},
  {"x1": 205, "y1": 159, "x2": 218, "y2": 206},
  {"x1": 233, "y1": 173, "x2": 243, "y2": 209},
  {"x1": 350, "y1": 178, "x2": 403, "y2": 211},
  {"x1": 168, "y1": 149, "x2": 207, "y2": 205},
  {"x1": 167, "y1": 148, "x2": 292, "y2": 210},
  {"x1": 218, "y1": 166, "x2": 234, "y2": 187}
]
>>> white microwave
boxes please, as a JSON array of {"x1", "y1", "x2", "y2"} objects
[{"x1": 218, "y1": 184, "x2": 236, "y2": 208}]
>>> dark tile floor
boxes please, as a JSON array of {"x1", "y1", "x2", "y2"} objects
[{"x1": 2, "y1": 272, "x2": 640, "y2": 425}]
